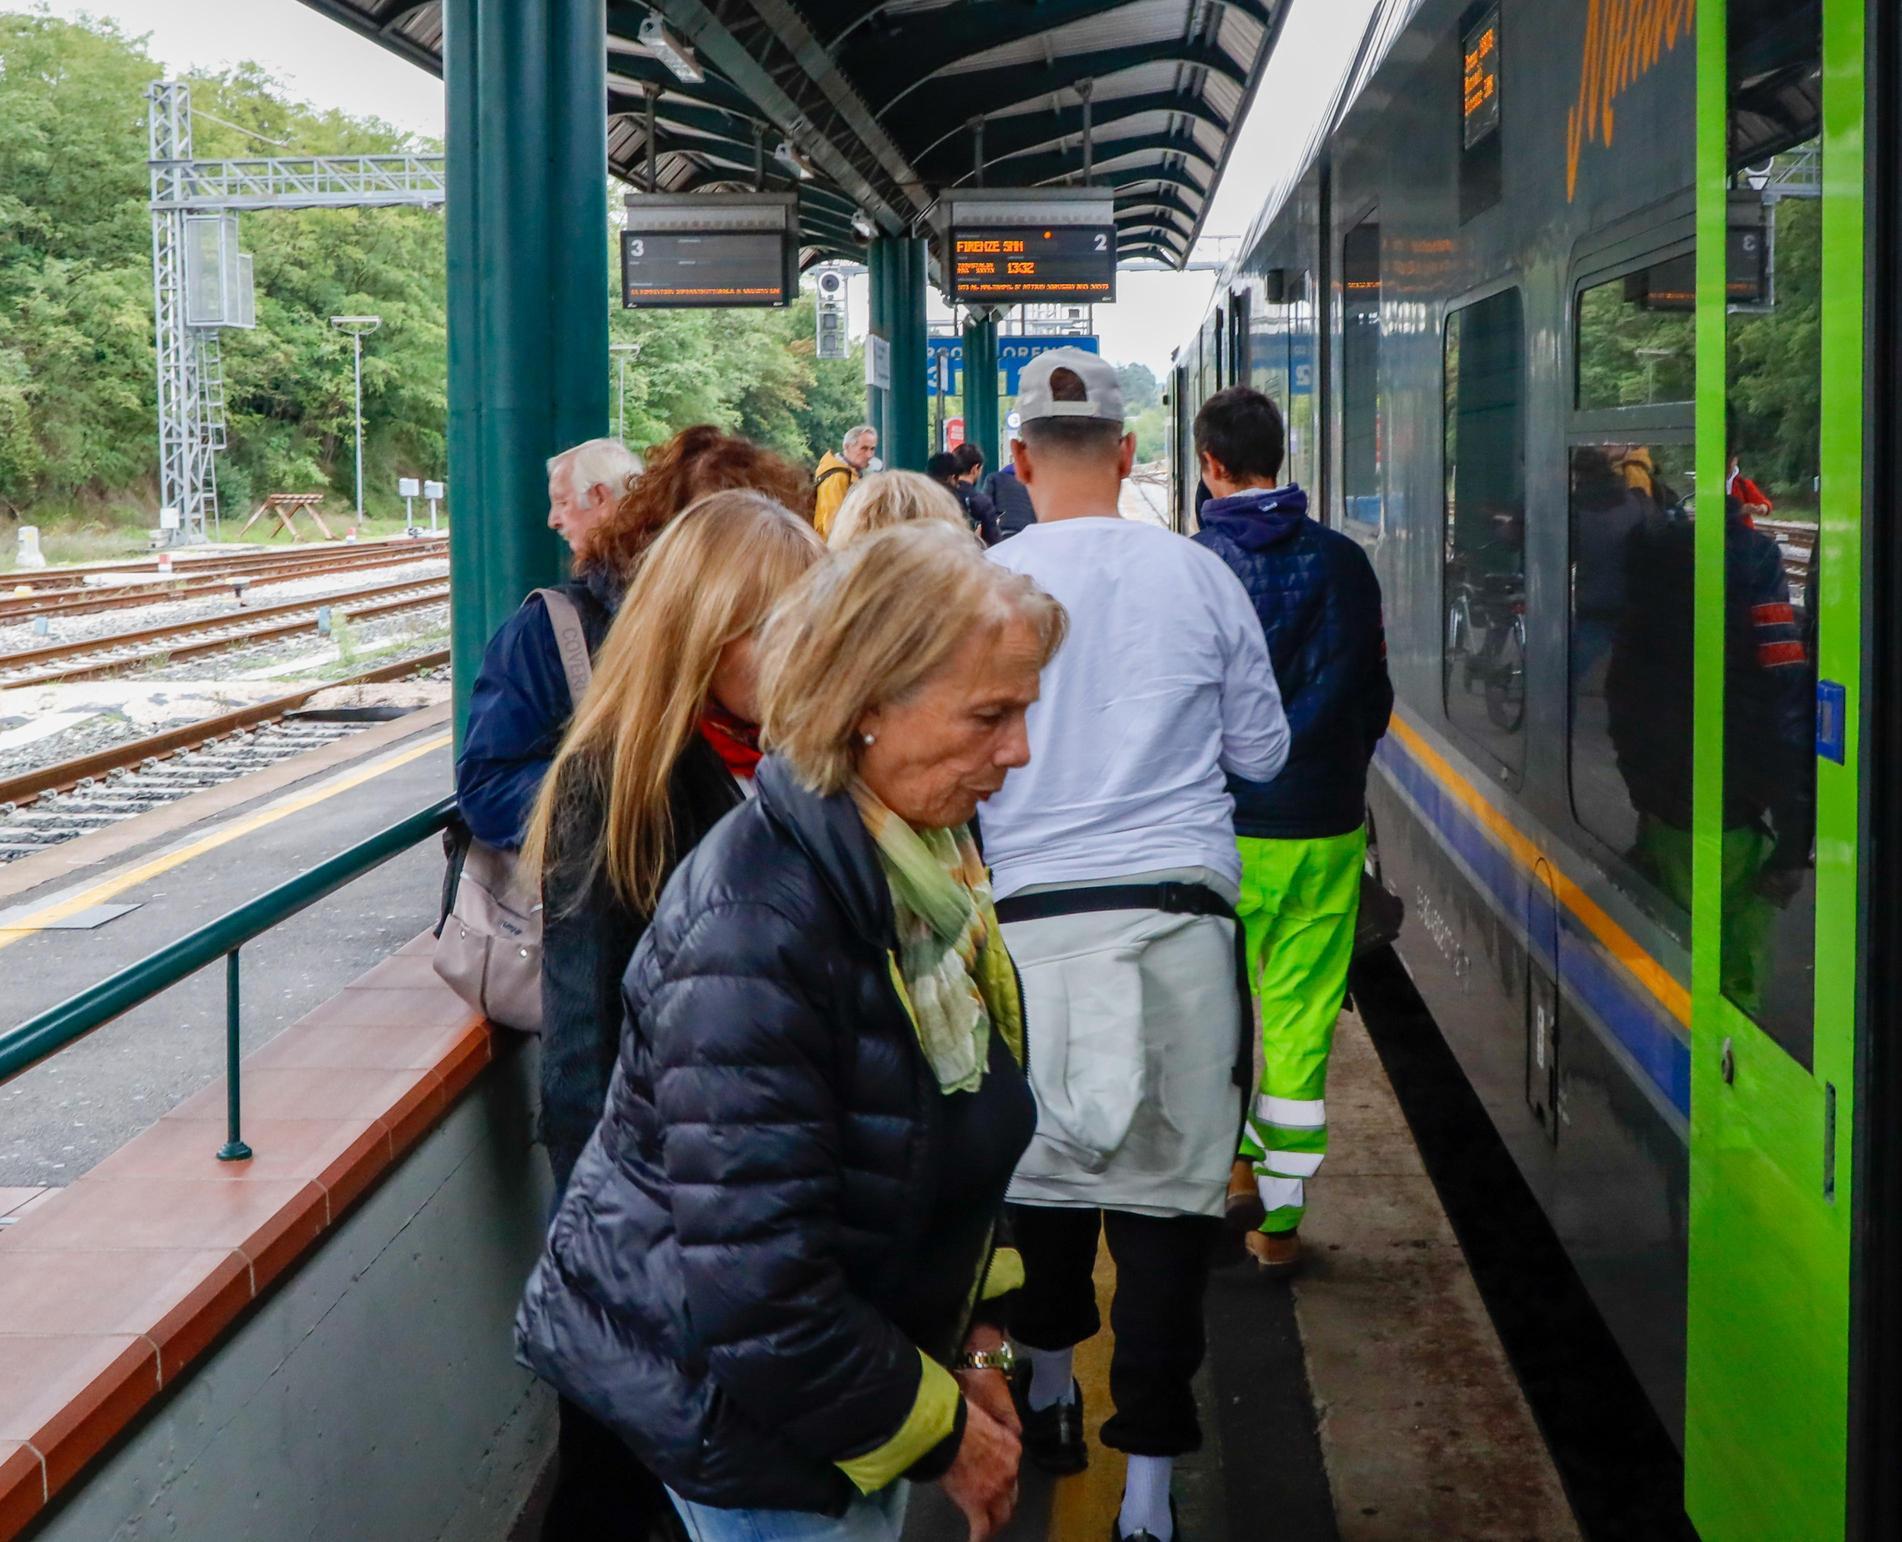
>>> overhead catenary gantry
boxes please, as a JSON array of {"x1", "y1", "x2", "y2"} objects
[{"x1": 146, "y1": 81, "x2": 445, "y2": 546}]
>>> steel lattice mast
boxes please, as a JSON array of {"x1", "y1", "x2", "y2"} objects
[{"x1": 146, "y1": 81, "x2": 445, "y2": 545}]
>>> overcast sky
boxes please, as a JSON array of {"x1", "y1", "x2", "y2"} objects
[{"x1": 41, "y1": 0, "x2": 1372, "y2": 374}]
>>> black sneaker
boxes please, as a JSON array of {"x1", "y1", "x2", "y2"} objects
[{"x1": 1018, "y1": 1377, "x2": 1088, "y2": 1476}]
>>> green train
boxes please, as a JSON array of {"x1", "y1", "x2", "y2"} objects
[{"x1": 1168, "y1": 0, "x2": 1899, "y2": 1534}]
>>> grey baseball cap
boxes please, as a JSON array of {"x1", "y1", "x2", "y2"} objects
[{"x1": 1015, "y1": 347, "x2": 1125, "y2": 424}]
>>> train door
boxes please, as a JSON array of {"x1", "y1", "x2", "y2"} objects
[
  {"x1": 1684, "y1": 1, "x2": 1858, "y2": 1535},
  {"x1": 1171, "y1": 359, "x2": 1194, "y2": 531},
  {"x1": 1228, "y1": 289, "x2": 1250, "y2": 385}
]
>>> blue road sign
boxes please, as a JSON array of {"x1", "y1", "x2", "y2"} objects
[{"x1": 928, "y1": 335, "x2": 1100, "y2": 396}]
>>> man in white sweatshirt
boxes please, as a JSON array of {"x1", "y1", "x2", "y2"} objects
[{"x1": 984, "y1": 349, "x2": 1289, "y2": 1542}]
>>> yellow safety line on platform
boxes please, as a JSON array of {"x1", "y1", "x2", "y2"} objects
[
  {"x1": 0, "y1": 731, "x2": 451, "y2": 947},
  {"x1": 1047, "y1": 1243, "x2": 1124, "y2": 1539}
]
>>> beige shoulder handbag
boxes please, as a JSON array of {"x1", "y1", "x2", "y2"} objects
[{"x1": 432, "y1": 588, "x2": 593, "y2": 1033}]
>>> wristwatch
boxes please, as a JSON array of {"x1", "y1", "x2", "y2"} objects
[{"x1": 953, "y1": 1342, "x2": 1018, "y2": 1375}]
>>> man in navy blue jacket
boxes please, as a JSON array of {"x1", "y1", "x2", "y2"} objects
[
  {"x1": 456, "y1": 437, "x2": 639, "y2": 848},
  {"x1": 1191, "y1": 387, "x2": 1393, "y2": 1274}
]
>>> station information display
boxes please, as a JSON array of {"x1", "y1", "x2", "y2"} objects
[
  {"x1": 1461, "y1": 5, "x2": 1501, "y2": 149},
  {"x1": 620, "y1": 193, "x2": 799, "y2": 309},
  {"x1": 621, "y1": 230, "x2": 793, "y2": 308},
  {"x1": 946, "y1": 226, "x2": 1117, "y2": 304}
]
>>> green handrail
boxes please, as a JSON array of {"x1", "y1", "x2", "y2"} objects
[{"x1": 0, "y1": 798, "x2": 458, "y2": 1119}]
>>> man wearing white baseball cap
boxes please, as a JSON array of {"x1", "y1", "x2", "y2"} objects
[{"x1": 983, "y1": 348, "x2": 1290, "y2": 1542}]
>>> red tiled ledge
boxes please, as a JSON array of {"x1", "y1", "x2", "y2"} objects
[{"x1": 0, "y1": 933, "x2": 494, "y2": 1538}]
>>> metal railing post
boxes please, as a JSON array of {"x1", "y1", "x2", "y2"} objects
[{"x1": 217, "y1": 947, "x2": 252, "y2": 1161}]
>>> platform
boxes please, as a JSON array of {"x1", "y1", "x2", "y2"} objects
[{"x1": 894, "y1": 1009, "x2": 1578, "y2": 1542}]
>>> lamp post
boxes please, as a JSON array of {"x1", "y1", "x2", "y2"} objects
[
  {"x1": 610, "y1": 341, "x2": 641, "y2": 442},
  {"x1": 330, "y1": 315, "x2": 382, "y2": 522}
]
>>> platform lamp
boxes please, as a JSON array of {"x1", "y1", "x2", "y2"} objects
[
  {"x1": 611, "y1": 341, "x2": 643, "y2": 443},
  {"x1": 330, "y1": 315, "x2": 382, "y2": 524}
]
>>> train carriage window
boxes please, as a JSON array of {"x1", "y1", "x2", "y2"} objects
[
  {"x1": 1341, "y1": 218, "x2": 1381, "y2": 530},
  {"x1": 1720, "y1": 0, "x2": 1821, "y2": 1066},
  {"x1": 1286, "y1": 271, "x2": 1316, "y2": 493},
  {"x1": 1568, "y1": 436, "x2": 1697, "y2": 939},
  {"x1": 1575, "y1": 260, "x2": 1695, "y2": 408},
  {"x1": 1442, "y1": 288, "x2": 1526, "y2": 774}
]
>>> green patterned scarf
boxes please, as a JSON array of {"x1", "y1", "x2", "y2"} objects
[{"x1": 853, "y1": 784, "x2": 995, "y2": 1094}]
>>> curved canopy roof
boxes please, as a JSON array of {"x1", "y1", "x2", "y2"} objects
[{"x1": 298, "y1": 0, "x2": 1290, "y2": 268}]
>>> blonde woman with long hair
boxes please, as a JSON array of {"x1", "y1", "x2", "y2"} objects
[
  {"x1": 825, "y1": 467, "x2": 970, "y2": 549},
  {"x1": 517, "y1": 487, "x2": 822, "y2": 1542}
]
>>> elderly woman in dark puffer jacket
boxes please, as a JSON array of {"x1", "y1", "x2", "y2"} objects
[{"x1": 516, "y1": 523, "x2": 1066, "y2": 1542}]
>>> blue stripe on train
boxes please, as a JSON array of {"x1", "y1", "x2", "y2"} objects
[{"x1": 1375, "y1": 738, "x2": 1692, "y2": 1119}]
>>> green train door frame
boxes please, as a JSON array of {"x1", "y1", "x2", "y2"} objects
[{"x1": 1687, "y1": 1, "x2": 1865, "y2": 1536}]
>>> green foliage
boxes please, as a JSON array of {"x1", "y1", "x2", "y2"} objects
[
  {"x1": 1130, "y1": 403, "x2": 1169, "y2": 463},
  {"x1": 0, "y1": 10, "x2": 450, "y2": 526},
  {"x1": 608, "y1": 275, "x2": 865, "y2": 467},
  {"x1": 0, "y1": 9, "x2": 875, "y2": 536},
  {"x1": 1116, "y1": 361, "x2": 1160, "y2": 413}
]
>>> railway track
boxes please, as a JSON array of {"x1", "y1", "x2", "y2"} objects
[
  {"x1": 0, "y1": 539, "x2": 447, "y2": 623},
  {"x1": 0, "y1": 575, "x2": 449, "y2": 689},
  {"x1": 0, "y1": 649, "x2": 450, "y2": 861},
  {"x1": 2, "y1": 535, "x2": 445, "y2": 595}
]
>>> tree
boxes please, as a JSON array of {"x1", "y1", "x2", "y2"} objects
[{"x1": 1116, "y1": 360, "x2": 1160, "y2": 412}]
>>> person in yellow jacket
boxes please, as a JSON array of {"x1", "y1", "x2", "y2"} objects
[{"x1": 814, "y1": 423, "x2": 878, "y2": 537}]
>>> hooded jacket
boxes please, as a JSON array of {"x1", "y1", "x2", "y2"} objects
[
  {"x1": 455, "y1": 565, "x2": 619, "y2": 849},
  {"x1": 1192, "y1": 486, "x2": 1393, "y2": 839},
  {"x1": 514, "y1": 756, "x2": 1034, "y2": 1515},
  {"x1": 982, "y1": 465, "x2": 1037, "y2": 537}
]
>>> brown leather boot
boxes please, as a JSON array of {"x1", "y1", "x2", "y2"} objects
[
  {"x1": 1245, "y1": 1228, "x2": 1302, "y2": 1276},
  {"x1": 1225, "y1": 1158, "x2": 1265, "y2": 1232}
]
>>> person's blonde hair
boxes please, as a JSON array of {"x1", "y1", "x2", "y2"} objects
[
  {"x1": 521, "y1": 489, "x2": 824, "y2": 909},
  {"x1": 826, "y1": 469, "x2": 968, "y2": 550},
  {"x1": 759, "y1": 521, "x2": 1066, "y2": 794}
]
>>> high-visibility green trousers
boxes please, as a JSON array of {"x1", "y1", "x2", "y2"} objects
[{"x1": 1234, "y1": 827, "x2": 1366, "y2": 1235}]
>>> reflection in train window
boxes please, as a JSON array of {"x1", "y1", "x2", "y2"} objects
[
  {"x1": 1442, "y1": 288, "x2": 1526, "y2": 775},
  {"x1": 1575, "y1": 259, "x2": 1695, "y2": 408},
  {"x1": 1341, "y1": 217, "x2": 1381, "y2": 528},
  {"x1": 1720, "y1": 74, "x2": 1822, "y2": 1069},
  {"x1": 1567, "y1": 440, "x2": 1696, "y2": 937},
  {"x1": 1248, "y1": 271, "x2": 1316, "y2": 494}
]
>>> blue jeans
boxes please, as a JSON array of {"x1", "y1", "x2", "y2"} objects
[{"x1": 666, "y1": 1482, "x2": 911, "y2": 1542}]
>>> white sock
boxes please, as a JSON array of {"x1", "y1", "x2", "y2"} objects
[
  {"x1": 1024, "y1": 1346, "x2": 1075, "y2": 1412},
  {"x1": 1119, "y1": 1454, "x2": 1174, "y2": 1541}
]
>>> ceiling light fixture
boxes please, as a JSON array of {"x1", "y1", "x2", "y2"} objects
[
  {"x1": 774, "y1": 140, "x2": 815, "y2": 181},
  {"x1": 639, "y1": 14, "x2": 704, "y2": 84}
]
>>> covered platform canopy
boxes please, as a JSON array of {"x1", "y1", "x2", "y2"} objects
[
  {"x1": 294, "y1": 1, "x2": 1290, "y2": 720},
  {"x1": 302, "y1": 0, "x2": 1285, "y2": 264}
]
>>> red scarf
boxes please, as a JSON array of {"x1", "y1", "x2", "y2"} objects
[{"x1": 698, "y1": 702, "x2": 763, "y2": 779}]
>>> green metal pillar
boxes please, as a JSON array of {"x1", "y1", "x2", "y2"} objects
[
  {"x1": 442, "y1": 0, "x2": 609, "y2": 738},
  {"x1": 870, "y1": 235, "x2": 929, "y2": 470},
  {"x1": 866, "y1": 241, "x2": 892, "y2": 459},
  {"x1": 961, "y1": 313, "x2": 1000, "y2": 474}
]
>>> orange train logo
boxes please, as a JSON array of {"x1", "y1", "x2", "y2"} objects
[{"x1": 1565, "y1": 0, "x2": 1696, "y2": 201}]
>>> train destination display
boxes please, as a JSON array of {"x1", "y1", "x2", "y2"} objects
[
  {"x1": 620, "y1": 229, "x2": 793, "y2": 308},
  {"x1": 947, "y1": 226, "x2": 1117, "y2": 304},
  {"x1": 1461, "y1": 5, "x2": 1501, "y2": 149}
]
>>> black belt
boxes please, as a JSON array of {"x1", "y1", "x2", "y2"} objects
[
  {"x1": 993, "y1": 881, "x2": 1253, "y2": 1091},
  {"x1": 993, "y1": 880, "x2": 1236, "y2": 926}
]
